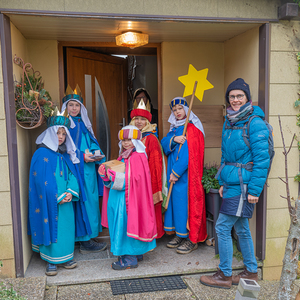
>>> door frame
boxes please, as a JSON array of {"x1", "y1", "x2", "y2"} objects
[{"x1": 58, "y1": 42, "x2": 163, "y2": 139}]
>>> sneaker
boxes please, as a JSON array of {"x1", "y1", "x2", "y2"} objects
[
  {"x1": 136, "y1": 255, "x2": 143, "y2": 262},
  {"x1": 167, "y1": 236, "x2": 185, "y2": 248},
  {"x1": 62, "y1": 260, "x2": 77, "y2": 269},
  {"x1": 45, "y1": 263, "x2": 58, "y2": 276},
  {"x1": 79, "y1": 240, "x2": 107, "y2": 254},
  {"x1": 176, "y1": 239, "x2": 198, "y2": 254},
  {"x1": 232, "y1": 267, "x2": 258, "y2": 285},
  {"x1": 112, "y1": 255, "x2": 138, "y2": 270},
  {"x1": 200, "y1": 269, "x2": 232, "y2": 289}
]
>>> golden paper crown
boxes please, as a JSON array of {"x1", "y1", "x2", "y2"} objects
[{"x1": 62, "y1": 84, "x2": 83, "y2": 103}]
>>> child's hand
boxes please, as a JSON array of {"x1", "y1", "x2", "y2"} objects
[
  {"x1": 84, "y1": 153, "x2": 95, "y2": 163},
  {"x1": 107, "y1": 169, "x2": 116, "y2": 182},
  {"x1": 174, "y1": 135, "x2": 186, "y2": 145},
  {"x1": 98, "y1": 165, "x2": 110, "y2": 181},
  {"x1": 169, "y1": 173, "x2": 179, "y2": 183},
  {"x1": 60, "y1": 192, "x2": 73, "y2": 204}
]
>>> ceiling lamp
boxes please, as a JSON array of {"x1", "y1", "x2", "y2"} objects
[{"x1": 115, "y1": 31, "x2": 149, "y2": 49}]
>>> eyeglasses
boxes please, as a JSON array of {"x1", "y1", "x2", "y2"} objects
[
  {"x1": 229, "y1": 94, "x2": 245, "y2": 101},
  {"x1": 136, "y1": 96, "x2": 147, "y2": 101}
]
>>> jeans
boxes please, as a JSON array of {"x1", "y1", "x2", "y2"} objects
[{"x1": 215, "y1": 213, "x2": 257, "y2": 277}]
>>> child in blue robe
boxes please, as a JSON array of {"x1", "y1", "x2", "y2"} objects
[
  {"x1": 161, "y1": 97, "x2": 206, "y2": 255},
  {"x1": 28, "y1": 113, "x2": 86, "y2": 276},
  {"x1": 61, "y1": 86, "x2": 107, "y2": 253}
]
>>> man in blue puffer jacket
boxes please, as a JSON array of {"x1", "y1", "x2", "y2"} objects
[{"x1": 200, "y1": 78, "x2": 270, "y2": 289}]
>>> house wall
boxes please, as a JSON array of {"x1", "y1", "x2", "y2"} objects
[
  {"x1": 0, "y1": 0, "x2": 280, "y2": 20},
  {"x1": 263, "y1": 20, "x2": 300, "y2": 280},
  {"x1": 161, "y1": 41, "x2": 224, "y2": 163},
  {"x1": 0, "y1": 36, "x2": 15, "y2": 278}
]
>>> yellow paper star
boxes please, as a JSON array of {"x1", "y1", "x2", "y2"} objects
[
  {"x1": 35, "y1": 208, "x2": 40, "y2": 214},
  {"x1": 178, "y1": 65, "x2": 214, "y2": 101},
  {"x1": 43, "y1": 157, "x2": 49, "y2": 163}
]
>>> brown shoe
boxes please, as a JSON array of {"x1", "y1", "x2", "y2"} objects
[
  {"x1": 232, "y1": 267, "x2": 258, "y2": 285},
  {"x1": 200, "y1": 269, "x2": 232, "y2": 289}
]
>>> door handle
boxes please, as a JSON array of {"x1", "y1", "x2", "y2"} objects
[{"x1": 118, "y1": 117, "x2": 126, "y2": 127}]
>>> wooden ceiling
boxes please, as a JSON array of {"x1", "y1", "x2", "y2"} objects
[{"x1": 6, "y1": 13, "x2": 263, "y2": 42}]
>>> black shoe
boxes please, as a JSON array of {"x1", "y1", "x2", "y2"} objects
[
  {"x1": 79, "y1": 240, "x2": 107, "y2": 254},
  {"x1": 176, "y1": 239, "x2": 198, "y2": 254},
  {"x1": 167, "y1": 236, "x2": 185, "y2": 248}
]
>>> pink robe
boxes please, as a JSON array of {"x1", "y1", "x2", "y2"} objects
[{"x1": 102, "y1": 151, "x2": 157, "y2": 242}]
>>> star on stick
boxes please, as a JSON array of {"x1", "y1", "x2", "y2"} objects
[{"x1": 178, "y1": 64, "x2": 214, "y2": 101}]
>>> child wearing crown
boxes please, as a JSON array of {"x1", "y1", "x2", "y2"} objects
[
  {"x1": 28, "y1": 109, "x2": 90, "y2": 276},
  {"x1": 129, "y1": 97, "x2": 167, "y2": 239},
  {"x1": 61, "y1": 85, "x2": 107, "y2": 253},
  {"x1": 161, "y1": 97, "x2": 207, "y2": 254},
  {"x1": 99, "y1": 125, "x2": 157, "y2": 270}
]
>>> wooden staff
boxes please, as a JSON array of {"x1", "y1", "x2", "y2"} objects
[{"x1": 164, "y1": 81, "x2": 198, "y2": 210}]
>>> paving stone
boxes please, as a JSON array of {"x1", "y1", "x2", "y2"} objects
[
  {"x1": 44, "y1": 285, "x2": 58, "y2": 300},
  {"x1": 0, "y1": 276, "x2": 46, "y2": 300},
  {"x1": 57, "y1": 282, "x2": 125, "y2": 300},
  {"x1": 184, "y1": 277, "x2": 300, "y2": 300}
]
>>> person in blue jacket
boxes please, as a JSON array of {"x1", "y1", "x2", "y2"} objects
[{"x1": 200, "y1": 78, "x2": 270, "y2": 289}]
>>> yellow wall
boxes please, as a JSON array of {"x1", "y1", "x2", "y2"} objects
[
  {"x1": 0, "y1": 0, "x2": 280, "y2": 19},
  {"x1": 263, "y1": 20, "x2": 300, "y2": 280},
  {"x1": 0, "y1": 40, "x2": 15, "y2": 278},
  {"x1": 161, "y1": 41, "x2": 224, "y2": 164}
]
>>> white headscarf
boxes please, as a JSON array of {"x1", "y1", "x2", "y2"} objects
[
  {"x1": 118, "y1": 125, "x2": 146, "y2": 156},
  {"x1": 36, "y1": 125, "x2": 79, "y2": 164},
  {"x1": 61, "y1": 99, "x2": 95, "y2": 138},
  {"x1": 168, "y1": 97, "x2": 205, "y2": 137}
]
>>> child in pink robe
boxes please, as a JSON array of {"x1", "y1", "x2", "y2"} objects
[{"x1": 99, "y1": 125, "x2": 157, "y2": 270}]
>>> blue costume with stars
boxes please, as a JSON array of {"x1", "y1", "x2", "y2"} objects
[{"x1": 28, "y1": 147, "x2": 82, "y2": 264}]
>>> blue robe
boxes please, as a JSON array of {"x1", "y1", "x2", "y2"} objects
[
  {"x1": 69, "y1": 116, "x2": 106, "y2": 241},
  {"x1": 104, "y1": 158, "x2": 156, "y2": 256},
  {"x1": 161, "y1": 125, "x2": 189, "y2": 238},
  {"x1": 29, "y1": 148, "x2": 81, "y2": 264}
]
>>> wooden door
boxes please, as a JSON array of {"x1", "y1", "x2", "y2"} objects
[{"x1": 66, "y1": 48, "x2": 127, "y2": 160}]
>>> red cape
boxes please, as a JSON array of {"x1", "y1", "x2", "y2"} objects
[
  {"x1": 186, "y1": 123, "x2": 207, "y2": 243},
  {"x1": 143, "y1": 134, "x2": 165, "y2": 238}
]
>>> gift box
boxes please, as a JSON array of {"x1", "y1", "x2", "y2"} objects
[{"x1": 102, "y1": 160, "x2": 125, "y2": 173}]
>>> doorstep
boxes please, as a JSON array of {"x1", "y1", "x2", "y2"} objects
[{"x1": 24, "y1": 235, "x2": 262, "y2": 286}]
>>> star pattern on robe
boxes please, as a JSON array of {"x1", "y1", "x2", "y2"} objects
[
  {"x1": 45, "y1": 181, "x2": 48, "y2": 186},
  {"x1": 55, "y1": 216, "x2": 58, "y2": 221},
  {"x1": 43, "y1": 157, "x2": 49, "y2": 163},
  {"x1": 60, "y1": 171, "x2": 63, "y2": 176},
  {"x1": 34, "y1": 232, "x2": 36, "y2": 236},
  {"x1": 44, "y1": 218, "x2": 48, "y2": 224},
  {"x1": 33, "y1": 171, "x2": 37, "y2": 176},
  {"x1": 54, "y1": 172, "x2": 56, "y2": 177},
  {"x1": 39, "y1": 195, "x2": 43, "y2": 199},
  {"x1": 29, "y1": 187, "x2": 31, "y2": 192},
  {"x1": 178, "y1": 64, "x2": 214, "y2": 101},
  {"x1": 35, "y1": 208, "x2": 40, "y2": 214},
  {"x1": 55, "y1": 194, "x2": 58, "y2": 198}
]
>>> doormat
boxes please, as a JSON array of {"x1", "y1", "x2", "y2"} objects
[{"x1": 110, "y1": 275, "x2": 187, "y2": 295}]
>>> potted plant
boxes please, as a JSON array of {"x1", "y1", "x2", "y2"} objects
[
  {"x1": 202, "y1": 162, "x2": 222, "y2": 254},
  {"x1": 14, "y1": 56, "x2": 54, "y2": 129}
]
